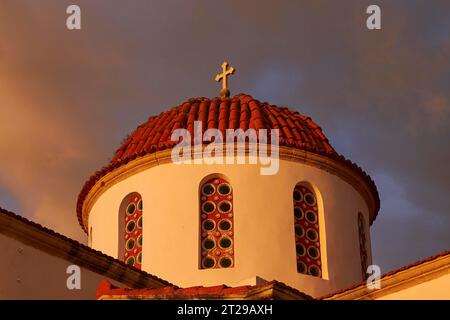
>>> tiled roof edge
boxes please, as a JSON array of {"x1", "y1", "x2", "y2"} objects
[
  {"x1": 96, "y1": 278, "x2": 314, "y2": 300},
  {"x1": 319, "y1": 249, "x2": 450, "y2": 300},
  {"x1": 0, "y1": 206, "x2": 176, "y2": 289}
]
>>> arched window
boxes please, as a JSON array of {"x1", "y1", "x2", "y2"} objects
[
  {"x1": 199, "y1": 176, "x2": 234, "y2": 269},
  {"x1": 119, "y1": 193, "x2": 143, "y2": 269},
  {"x1": 293, "y1": 184, "x2": 322, "y2": 277},
  {"x1": 358, "y1": 212, "x2": 368, "y2": 280}
]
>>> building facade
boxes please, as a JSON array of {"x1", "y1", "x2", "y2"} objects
[{"x1": 0, "y1": 93, "x2": 448, "y2": 300}]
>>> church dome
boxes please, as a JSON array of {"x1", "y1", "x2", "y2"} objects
[{"x1": 77, "y1": 93, "x2": 379, "y2": 232}]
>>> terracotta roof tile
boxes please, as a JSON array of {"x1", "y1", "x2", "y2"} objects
[
  {"x1": 96, "y1": 278, "x2": 314, "y2": 300},
  {"x1": 77, "y1": 93, "x2": 380, "y2": 232}
]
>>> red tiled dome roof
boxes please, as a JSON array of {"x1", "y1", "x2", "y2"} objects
[
  {"x1": 112, "y1": 93, "x2": 336, "y2": 161},
  {"x1": 77, "y1": 94, "x2": 379, "y2": 231}
]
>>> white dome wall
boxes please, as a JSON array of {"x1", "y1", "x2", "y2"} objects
[{"x1": 88, "y1": 157, "x2": 372, "y2": 298}]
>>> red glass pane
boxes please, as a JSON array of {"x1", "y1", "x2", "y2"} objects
[
  {"x1": 293, "y1": 185, "x2": 322, "y2": 277},
  {"x1": 200, "y1": 177, "x2": 234, "y2": 269},
  {"x1": 124, "y1": 194, "x2": 143, "y2": 269}
]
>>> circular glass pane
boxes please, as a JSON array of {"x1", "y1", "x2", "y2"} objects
[
  {"x1": 293, "y1": 190, "x2": 302, "y2": 202},
  {"x1": 202, "y1": 238, "x2": 216, "y2": 250},
  {"x1": 126, "y1": 256, "x2": 135, "y2": 266},
  {"x1": 219, "y1": 237, "x2": 232, "y2": 249},
  {"x1": 202, "y1": 184, "x2": 216, "y2": 196},
  {"x1": 218, "y1": 201, "x2": 232, "y2": 213},
  {"x1": 137, "y1": 252, "x2": 142, "y2": 264},
  {"x1": 126, "y1": 238, "x2": 135, "y2": 251},
  {"x1": 202, "y1": 201, "x2": 216, "y2": 214},
  {"x1": 297, "y1": 262, "x2": 307, "y2": 274},
  {"x1": 304, "y1": 193, "x2": 316, "y2": 206},
  {"x1": 203, "y1": 256, "x2": 215, "y2": 268},
  {"x1": 217, "y1": 183, "x2": 231, "y2": 196},
  {"x1": 306, "y1": 211, "x2": 317, "y2": 223},
  {"x1": 295, "y1": 225, "x2": 305, "y2": 238},
  {"x1": 202, "y1": 219, "x2": 216, "y2": 231},
  {"x1": 137, "y1": 235, "x2": 142, "y2": 247},
  {"x1": 294, "y1": 207, "x2": 304, "y2": 220},
  {"x1": 306, "y1": 229, "x2": 318, "y2": 241},
  {"x1": 218, "y1": 219, "x2": 232, "y2": 231},
  {"x1": 137, "y1": 216, "x2": 143, "y2": 229},
  {"x1": 126, "y1": 203, "x2": 136, "y2": 216},
  {"x1": 219, "y1": 257, "x2": 233, "y2": 268},
  {"x1": 137, "y1": 199, "x2": 143, "y2": 211},
  {"x1": 126, "y1": 220, "x2": 136, "y2": 233},
  {"x1": 307, "y1": 246, "x2": 320, "y2": 259},
  {"x1": 296, "y1": 244, "x2": 306, "y2": 256},
  {"x1": 309, "y1": 265, "x2": 321, "y2": 277}
]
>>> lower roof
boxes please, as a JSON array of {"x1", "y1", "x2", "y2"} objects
[
  {"x1": 321, "y1": 249, "x2": 450, "y2": 300},
  {"x1": 0, "y1": 206, "x2": 174, "y2": 289},
  {"x1": 96, "y1": 278, "x2": 314, "y2": 300}
]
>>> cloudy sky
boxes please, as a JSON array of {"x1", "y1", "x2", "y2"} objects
[{"x1": 0, "y1": 0, "x2": 449, "y2": 273}]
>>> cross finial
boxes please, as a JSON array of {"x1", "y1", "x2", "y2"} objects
[{"x1": 215, "y1": 61, "x2": 235, "y2": 98}]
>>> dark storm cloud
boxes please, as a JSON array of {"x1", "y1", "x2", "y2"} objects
[{"x1": 0, "y1": 0, "x2": 448, "y2": 271}]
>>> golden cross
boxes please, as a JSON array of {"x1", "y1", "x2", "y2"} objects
[{"x1": 215, "y1": 61, "x2": 235, "y2": 97}]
